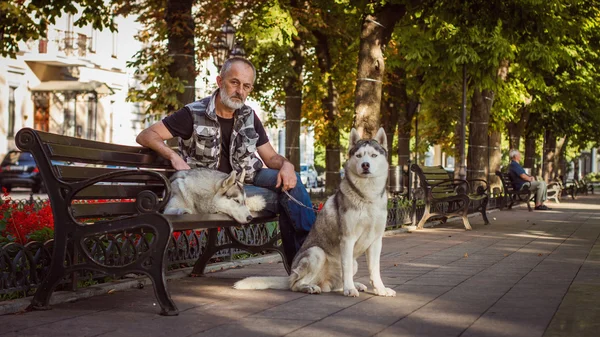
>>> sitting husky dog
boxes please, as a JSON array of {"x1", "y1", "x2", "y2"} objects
[
  {"x1": 234, "y1": 127, "x2": 395, "y2": 297},
  {"x1": 163, "y1": 168, "x2": 266, "y2": 224}
]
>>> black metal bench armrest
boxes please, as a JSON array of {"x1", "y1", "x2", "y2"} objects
[
  {"x1": 466, "y1": 178, "x2": 490, "y2": 195},
  {"x1": 65, "y1": 169, "x2": 171, "y2": 223}
]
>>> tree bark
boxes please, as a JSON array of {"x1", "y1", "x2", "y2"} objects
[
  {"x1": 555, "y1": 136, "x2": 568, "y2": 181},
  {"x1": 542, "y1": 130, "x2": 557, "y2": 182},
  {"x1": 506, "y1": 107, "x2": 530, "y2": 150},
  {"x1": 466, "y1": 88, "x2": 493, "y2": 182},
  {"x1": 381, "y1": 82, "x2": 398, "y2": 164},
  {"x1": 165, "y1": 0, "x2": 195, "y2": 109},
  {"x1": 165, "y1": 0, "x2": 195, "y2": 147},
  {"x1": 523, "y1": 134, "x2": 537, "y2": 172},
  {"x1": 284, "y1": 34, "x2": 304, "y2": 171},
  {"x1": 353, "y1": 3, "x2": 405, "y2": 138},
  {"x1": 313, "y1": 30, "x2": 341, "y2": 194},
  {"x1": 488, "y1": 130, "x2": 502, "y2": 192}
]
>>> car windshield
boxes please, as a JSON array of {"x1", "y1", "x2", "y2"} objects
[{"x1": 2, "y1": 151, "x2": 35, "y2": 165}]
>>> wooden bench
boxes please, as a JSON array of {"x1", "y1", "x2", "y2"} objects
[
  {"x1": 15, "y1": 128, "x2": 288, "y2": 316},
  {"x1": 410, "y1": 165, "x2": 490, "y2": 230},
  {"x1": 495, "y1": 171, "x2": 533, "y2": 211}
]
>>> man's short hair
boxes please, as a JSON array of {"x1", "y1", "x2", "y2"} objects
[
  {"x1": 509, "y1": 149, "x2": 520, "y2": 160},
  {"x1": 219, "y1": 57, "x2": 256, "y2": 82}
]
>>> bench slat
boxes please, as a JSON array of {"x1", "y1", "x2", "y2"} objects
[
  {"x1": 38, "y1": 130, "x2": 156, "y2": 154},
  {"x1": 73, "y1": 185, "x2": 165, "y2": 199},
  {"x1": 55, "y1": 165, "x2": 175, "y2": 182},
  {"x1": 46, "y1": 144, "x2": 170, "y2": 168},
  {"x1": 71, "y1": 202, "x2": 138, "y2": 218},
  {"x1": 167, "y1": 212, "x2": 278, "y2": 231}
]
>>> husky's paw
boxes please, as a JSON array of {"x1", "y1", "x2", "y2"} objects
[
  {"x1": 246, "y1": 195, "x2": 266, "y2": 212},
  {"x1": 354, "y1": 282, "x2": 367, "y2": 292},
  {"x1": 299, "y1": 284, "x2": 321, "y2": 294},
  {"x1": 163, "y1": 208, "x2": 192, "y2": 215},
  {"x1": 373, "y1": 287, "x2": 396, "y2": 297},
  {"x1": 343, "y1": 287, "x2": 360, "y2": 297}
]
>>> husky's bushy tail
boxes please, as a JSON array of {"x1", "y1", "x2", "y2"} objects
[{"x1": 233, "y1": 276, "x2": 289, "y2": 290}]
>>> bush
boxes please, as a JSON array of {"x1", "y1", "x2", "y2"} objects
[{"x1": 0, "y1": 189, "x2": 54, "y2": 245}]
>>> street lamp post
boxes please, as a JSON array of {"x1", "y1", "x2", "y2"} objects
[{"x1": 211, "y1": 20, "x2": 246, "y2": 69}]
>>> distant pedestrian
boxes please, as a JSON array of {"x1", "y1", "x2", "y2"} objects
[{"x1": 508, "y1": 149, "x2": 551, "y2": 210}]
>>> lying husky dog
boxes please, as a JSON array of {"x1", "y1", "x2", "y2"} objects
[
  {"x1": 234, "y1": 127, "x2": 395, "y2": 297},
  {"x1": 163, "y1": 168, "x2": 266, "y2": 224}
]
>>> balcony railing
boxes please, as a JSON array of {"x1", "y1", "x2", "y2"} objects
[{"x1": 26, "y1": 29, "x2": 91, "y2": 58}]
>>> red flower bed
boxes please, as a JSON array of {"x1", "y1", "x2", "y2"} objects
[
  {"x1": 0, "y1": 188, "x2": 54, "y2": 244},
  {"x1": 0, "y1": 190, "x2": 138, "y2": 245}
]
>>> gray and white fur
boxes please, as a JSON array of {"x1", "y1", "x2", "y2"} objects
[
  {"x1": 163, "y1": 168, "x2": 266, "y2": 224},
  {"x1": 234, "y1": 127, "x2": 396, "y2": 297}
]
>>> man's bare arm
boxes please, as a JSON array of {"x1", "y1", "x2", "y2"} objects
[
  {"x1": 136, "y1": 122, "x2": 190, "y2": 170},
  {"x1": 257, "y1": 142, "x2": 296, "y2": 190}
]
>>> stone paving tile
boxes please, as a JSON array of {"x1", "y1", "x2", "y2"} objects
[{"x1": 1, "y1": 195, "x2": 598, "y2": 337}]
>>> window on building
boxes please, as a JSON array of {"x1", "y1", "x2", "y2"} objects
[
  {"x1": 88, "y1": 28, "x2": 97, "y2": 53},
  {"x1": 87, "y1": 96, "x2": 96, "y2": 139},
  {"x1": 111, "y1": 24, "x2": 118, "y2": 58},
  {"x1": 8, "y1": 87, "x2": 16, "y2": 138}
]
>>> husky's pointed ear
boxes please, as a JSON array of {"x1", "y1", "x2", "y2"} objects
[
  {"x1": 374, "y1": 127, "x2": 388, "y2": 151},
  {"x1": 238, "y1": 168, "x2": 246, "y2": 183},
  {"x1": 222, "y1": 170, "x2": 237, "y2": 188},
  {"x1": 350, "y1": 128, "x2": 361, "y2": 147}
]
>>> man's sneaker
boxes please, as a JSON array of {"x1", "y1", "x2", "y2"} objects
[{"x1": 535, "y1": 205, "x2": 552, "y2": 210}]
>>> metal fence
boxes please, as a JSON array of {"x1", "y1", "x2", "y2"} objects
[{"x1": 1, "y1": 194, "x2": 504, "y2": 300}]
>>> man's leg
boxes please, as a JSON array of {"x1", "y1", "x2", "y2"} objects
[
  {"x1": 252, "y1": 169, "x2": 316, "y2": 265},
  {"x1": 529, "y1": 180, "x2": 549, "y2": 208}
]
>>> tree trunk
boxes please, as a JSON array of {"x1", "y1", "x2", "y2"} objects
[
  {"x1": 165, "y1": 0, "x2": 195, "y2": 147},
  {"x1": 506, "y1": 107, "x2": 530, "y2": 150},
  {"x1": 543, "y1": 130, "x2": 557, "y2": 182},
  {"x1": 488, "y1": 130, "x2": 502, "y2": 192},
  {"x1": 353, "y1": 4, "x2": 405, "y2": 138},
  {"x1": 165, "y1": 0, "x2": 195, "y2": 109},
  {"x1": 284, "y1": 35, "x2": 304, "y2": 171},
  {"x1": 555, "y1": 136, "x2": 568, "y2": 181},
  {"x1": 381, "y1": 82, "x2": 398, "y2": 164},
  {"x1": 524, "y1": 134, "x2": 537, "y2": 172},
  {"x1": 466, "y1": 88, "x2": 493, "y2": 182},
  {"x1": 313, "y1": 30, "x2": 341, "y2": 194}
]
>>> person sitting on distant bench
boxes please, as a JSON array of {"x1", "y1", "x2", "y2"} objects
[{"x1": 508, "y1": 149, "x2": 552, "y2": 211}]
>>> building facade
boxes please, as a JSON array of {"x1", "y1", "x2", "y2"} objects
[{"x1": 0, "y1": 13, "x2": 144, "y2": 159}]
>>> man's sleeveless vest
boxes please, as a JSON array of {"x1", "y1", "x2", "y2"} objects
[{"x1": 179, "y1": 91, "x2": 264, "y2": 183}]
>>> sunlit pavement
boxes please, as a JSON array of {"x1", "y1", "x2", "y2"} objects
[{"x1": 1, "y1": 194, "x2": 599, "y2": 337}]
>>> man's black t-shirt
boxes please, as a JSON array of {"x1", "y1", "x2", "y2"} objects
[
  {"x1": 162, "y1": 106, "x2": 269, "y2": 173},
  {"x1": 217, "y1": 115, "x2": 234, "y2": 173}
]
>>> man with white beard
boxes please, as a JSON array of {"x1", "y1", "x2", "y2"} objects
[{"x1": 136, "y1": 57, "x2": 315, "y2": 266}]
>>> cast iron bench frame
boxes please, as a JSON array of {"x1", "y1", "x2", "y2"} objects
[
  {"x1": 410, "y1": 165, "x2": 490, "y2": 230},
  {"x1": 495, "y1": 171, "x2": 533, "y2": 211},
  {"x1": 15, "y1": 128, "x2": 288, "y2": 316}
]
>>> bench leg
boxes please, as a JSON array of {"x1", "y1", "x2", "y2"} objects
[
  {"x1": 29, "y1": 237, "x2": 68, "y2": 311},
  {"x1": 146, "y1": 228, "x2": 179, "y2": 316},
  {"x1": 461, "y1": 197, "x2": 472, "y2": 230},
  {"x1": 416, "y1": 204, "x2": 430, "y2": 229},
  {"x1": 480, "y1": 198, "x2": 490, "y2": 225},
  {"x1": 191, "y1": 228, "x2": 219, "y2": 276}
]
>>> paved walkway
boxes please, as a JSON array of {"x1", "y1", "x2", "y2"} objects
[{"x1": 1, "y1": 195, "x2": 599, "y2": 337}]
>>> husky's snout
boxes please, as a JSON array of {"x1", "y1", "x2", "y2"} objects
[
  {"x1": 361, "y1": 161, "x2": 370, "y2": 174},
  {"x1": 246, "y1": 215, "x2": 253, "y2": 222}
]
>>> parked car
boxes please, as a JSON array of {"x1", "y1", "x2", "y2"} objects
[
  {"x1": 0, "y1": 150, "x2": 44, "y2": 193},
  {"x1": 300, "y1": 163, "x2": 319, "y2": 188}
]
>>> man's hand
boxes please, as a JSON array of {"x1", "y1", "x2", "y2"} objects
[
  {"x1": 276, "y1": 161, "x2": 297, "y2": 191},
  {"x1": 170, "y1": 154, "x2": 191, "y2": 170}
]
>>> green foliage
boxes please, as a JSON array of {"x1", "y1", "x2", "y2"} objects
[
  {"x1": 0, "y1": 0, "x2": 116, "y2": 58},
  {"x1": 27, "y1": 227, "x2": 54, "y2": 243}
]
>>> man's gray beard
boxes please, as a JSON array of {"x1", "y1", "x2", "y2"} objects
[{"x1": 220, "y1": 89, "x2": 244, "y2": 110}]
